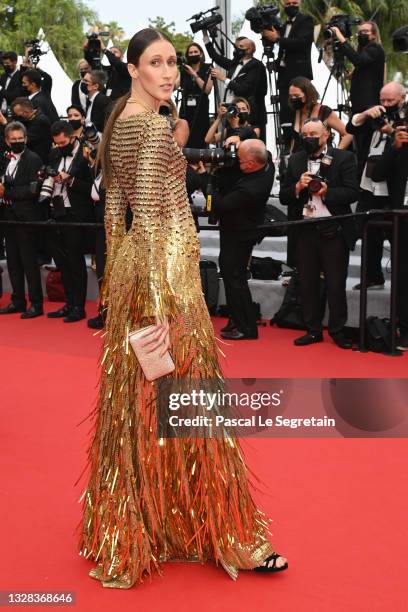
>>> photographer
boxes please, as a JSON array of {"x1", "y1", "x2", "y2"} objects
[
  {"x1": 347, "y1": 82, "x2": 407, "y2": 289},
  {"x1": 10, "y1": 97, "x2": 52, "y2": 164},
  {"x1": 21, "y1": 69, "x2": 59, "y2": 124},
  {"x1": 82, "y1": 70, "x2": 111, "y2": 133},
  {"x1": 46, "y1": 121, "x2": 94, "y2": 323},
  {"x1": 330, "y1": 21, "x2": 385, "y2": 114},
  {"x1": 215, "y1": 140, "x2": 275, "y2": 340},
  {"x1": 101, "y1": 42, "x2": 131, "y2": 100},
  {"x1": 203, "y1": 31, "x2": 267, "y2": 140},
  {"x1": 261, "y1": 0, "x2": 314, "y2": 140},
  {"x1": 21, "y1": 46, "x2": 52, "y2": 95},
  {"x1": 205, "y1": 98, "x2": 260, "y2": 145},
  {"x1": 371, "y1": 125, "x2": 408, "y2": 351},
  {"x1": 0, "y1": 52, "x2": 24, "y2": 113},
  {"x1": 71, "y1": 60, "x2": 91, "y2": 113},
  {"x1": 280, "y1": 119, "x2": 359, "y2": 348},
  {"x1": 0, "y1": 122, "x2": 44, "y2": 318},
  {"x1": 176, "y1": 43, "x2": 213, "y2": 148}
]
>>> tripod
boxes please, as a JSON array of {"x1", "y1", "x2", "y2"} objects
[
  {"x1": 320, "y1": 45, "x2": 352, "y2": 121},
  {"x1": 261, "y1": 43, "x2": 284, "y2": 164}
]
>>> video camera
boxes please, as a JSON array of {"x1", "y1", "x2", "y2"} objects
[
  {"x1": 24, "y1": 39, "x2": 47, "y2": 66},
  {"x1": 86, "y1": 31, "x2": 110, "y2": 69},
  {"x1": 188, "y1": 7, "x2": 223, "y2": 35},
  {"x1": 323, "y1": 14, "x2": 362, "y2": 41},
  {"x1": 183, "y1": 143, "x2": 238, "y2": 167},
  {"x1": 392, "y1": 25, "x2": 408, "y2": 53},
  {"x1": 245, "y1": 4, "x2": 283, "y2": 35}
]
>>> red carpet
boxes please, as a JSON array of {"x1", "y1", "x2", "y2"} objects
[{"x1": 1, "y1": 297, "x2": 407, "y2": 611}]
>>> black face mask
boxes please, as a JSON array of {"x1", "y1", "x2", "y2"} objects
[
  {"x1": 80, "y1": 81, "x2": 89, "y2": 95},
  {"x1": 357, "y1": 33, "x2": 370, "y2": 47},
  {"x1": 233, "y1": 48, "x2": 246, "y2": 61},
  {"x1": 238, "y1": 111, "x2": 249, "y2": 125},
  {"x1": 385, "y1": 104, "x2": 400, "y2": 119},
  {"x1": 79, "y1": 70, "x2": 88, "y2": 79},
  {"x1": 302, "y1": 136, "x2": 321, "y2": 155},
  {"x1": 290, "y1": 96, "x2": 305, "y2": 110},
  {"x1": 10, "y1": 142, "x2": 25, "y2": 154},
  {"x1": 284, "y1": 5, "x2": 299, "y2": 19},
  {"x1": 186, "y1": 55, "x2": 200, "y2": 65},
  {"x1": 3, "y1": 65, "x2": 13, "y2": 74},
  {"x1": 69, "y1": 119, "x2": 83, "y2": 130},
  {"x1": 59, "y1": 142, "x2": 74, "y2": 157},
  {"x1": 13, "y1": 114, "x2": 27, "y2": 124}
]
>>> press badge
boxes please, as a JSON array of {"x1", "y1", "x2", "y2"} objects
[{"x1": 187, "y1": 96, "x2": 197, "y2": 107}]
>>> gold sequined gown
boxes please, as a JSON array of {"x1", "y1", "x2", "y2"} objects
[{"x1": 77, "y1": 111, "x2": 275, "y2": 588}]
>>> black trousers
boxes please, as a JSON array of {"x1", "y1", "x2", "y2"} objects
[
  {"x1": 397, "y1": 220, "x2": 408, "y2": 333},
  {"x1": 219, "y1": 232, "x2": 257, "y2": 337},
  {"x1": 357, "y1": 190, "x2": 390, "y2": 284},
  {"x1": 297, "y1": 224, "x2": 349, "y2": 335},
  {"x1": 4, "y1": 211, "x2": 43, "y2": 308},
  {"x1": 94, "y1": 203, "x2": 106, "y2": 291},
  {"x1": 48, "y1": 210, "x2": 88, "y2": 310}
]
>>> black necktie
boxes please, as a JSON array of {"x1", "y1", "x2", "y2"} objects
[
  {"x1": 310, "y1": 153, "x2": 324, "y2": 160},
  {"x1": 85, "y1": 97, "x2": 91, "y2": 114}
]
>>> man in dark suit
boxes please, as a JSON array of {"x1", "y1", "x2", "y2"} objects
[
  {"x1": 21, "y1": 69, "x2": 59, "y2": 124},
  {"x1": 280, "y1": 119, "x2": 359, "y2": 348},
  {"x1": 71, "y1": 59, "x2": 91, "y2": 112},
  {"x1": 46, "y1": 120, "x2": 94, "y2": 323},
  {"x1": 11, "y1": 97, "x2": 52, "y2": 164},
  {"x1": 0, "y1": 121, "x2": 44, "y2": 318},
  {"x1": 0, "y1": 52, "x2": 24, "y2": 112},
  {"x1": 83, "y1": 70, "x2": 111, "y2": 133},
  {"x1": 371, "y1": 125, "x2": 408, "y2": 351},
  {"x1": 331, "y1": 21, "x2": 385, "y2": 115},
  {"x1": 203, "y1": 32, "x2": 268, "y2": 140},
  {"x1": 215, "y1": 140, "x2": 275, "y2": 339},
  {"x1": 261, "y1": 0, "x2": 313, "y2": 141}
]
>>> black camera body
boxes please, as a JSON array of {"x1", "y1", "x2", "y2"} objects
[
  {"x1": 392, "y1": 25, "x2": 408, "y2": 53},
  {"x1": 221, "y1": 102, "x2": 239, "y2": 118},
  {"x1": 308, "y1": 174, "x2": 325, "y2": 195},
  {"x1": 81, "y1": 123, "x2": 100, "y2": 148},
  {"x1": 245, "y1": 4, "x2": 283, "y2": 35},
  {"x1": 323, "y1": 14, "x2": 362, "y2": 41},
  {"x1": 24, "y1": 39, "x2": 46, "y2": 66},
  {"x1": 189, "y1": 9, "x2": 223, "y2": 35},
  {"x1": 183, "y1": 143, "x2": 238, "y2": 167},
  {"x1": 86, "y1": 31, "x2": 110, "y2": 69}
]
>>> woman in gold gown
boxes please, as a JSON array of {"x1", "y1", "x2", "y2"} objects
[{"x1": 76, "y1": 28, "x2": 288, "y2": 588}]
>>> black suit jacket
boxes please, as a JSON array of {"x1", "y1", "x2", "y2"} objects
[
  {"x1": 371, "y1": 140, "x2": 408, "y2": 209},
  {"x1": 215, "y1": 156, "x2": 275, "y2": 238},
  {"x1": 24, "y1": 110, "x2": 52, "y2": 164},
  {"x1": 3, "y1": 148, "x2": 43, "y2": 221},
  {"x1": 339, "y1": 42, "x2": 385, "y2": 113},
  {"x1": 205, "y1": 41, "x2": 267, "y2": 126},
  {"x1": 0, "y1": 69, "x2": 24, "y2": 106},
  {"x1": 48, "y1": 144, "x2": 94, "y2": 221},
  {"x1": 279, "y1": 148, "x2": 359, "y2": 249},
  {"x1": 30, "y1": 91, "x2": 59, "y2": 124},
  {"x1": 277, "y1": 13, "x2": 314, "y2": 82},
  {"x1": 71, "y1": 80, "x2": 87, "y2": 112},
  {"x1": 89, "y1": 92, "x2": 111, "y2": 132}
]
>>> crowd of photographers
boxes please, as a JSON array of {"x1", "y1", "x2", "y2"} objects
[{"x1": 0, "y1": 3, "x2": 407, "y2": 350}]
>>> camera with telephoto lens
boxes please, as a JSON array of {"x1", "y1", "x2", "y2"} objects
[
  {"x1": 188, "y1": 7, "x2": 223, "y2": 34},
  {"x1": 323, "y1": 14, "x2": 362, "y2": 41},
  {"x1": 245, "y1": 4, "x2": 283, "y2": 35},
  {"x1": 307, "y1": 175, "x2": 326, "y2": 196},
  {"x1": 183, "y1": 143, "x2": 238, "y2": 167},
  {"x1": 176, "y1": 52, "x2": 187, "y2": 67},
  {"x1": 37, "y1": 165, "x2": 59, "y2": 203},
  {"x1": 82, "y1": 122, "x2": 100, "y2": 147},
  {"x1": 221, "y1": 102, "x2": 239, "y2": 118},
  {"x1": 24, "y1": 39, "x2": 47, "y2": 66}
]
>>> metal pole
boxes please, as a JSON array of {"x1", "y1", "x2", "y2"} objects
[
  {"x1": 390, "y1": 214, "x2": 402, "y2": 356},
  {"x1": 358, "y1": 219, "x2": 369, "y2": 352}
]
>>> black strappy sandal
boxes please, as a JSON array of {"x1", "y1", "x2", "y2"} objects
[{"x1": 254, "y1": 552, "x2": 288, "y2": 573}]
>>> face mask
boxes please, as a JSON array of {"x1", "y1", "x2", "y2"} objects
[
  {"x1": 80, "y1": 81, "x2": 89, "y2": 95},
  {"x1": 60, "y1": 142, "x2": 74, "y2": 157},
  {"x1": 357, "y1": 33, "x2": 370, "y2": 47},
  {"x1": 302, "y1": 136, "x2": 321, "y2": 155},
  {"x1": 3, "y1": 66, "x2": 13, "y2": 74},
  {"x1": 10, "y1": 142, "x2": 25, "y2": 154},
  {"x1": 233, "y1": 48, "x2": 246, "y2": 61},
  {"x1": 69, "y1": 119, "x2": 83, "y2": 130},
  {"x1": 22, "y1": 85, "x2": 29, "y2": 93},
  {"x1": 79, "y1": 70, "x2": 88, "y2": 79},
  {"x1": 284, "y1": 5, "x2": 299, "y2": 19},
  {"x1": 238, "y1": 111, "x2": 249, "y2": 125},
  {"x1": 290, "y1": 96, "x2": 305, "y2": 110},
  {"x1": 186, "y1": 55, "x2": 200, "y2": 65}
]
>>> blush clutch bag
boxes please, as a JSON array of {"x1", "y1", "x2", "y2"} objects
[{"x1": 128, "y1": 325, "x2": 175, "y2": 381}]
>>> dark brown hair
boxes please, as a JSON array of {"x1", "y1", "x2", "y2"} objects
[
  {"x1": 185, "y1": 42, "x2": 205, "y2": 65},
  {"x1": 288, "y1": 76, "x2": 319, "y2": 112},
  {"x1": 100, "y1": 28, "x2": 173, "y2": 186}
]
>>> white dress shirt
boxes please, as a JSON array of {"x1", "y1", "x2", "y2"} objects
[{"x1": 53, "y1": 141, "x2": 80, "y2": 208}]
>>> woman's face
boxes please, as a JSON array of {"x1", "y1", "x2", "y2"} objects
[
  {"x1": 289, "y1": 85, "x2": 306, "y2": 104},
  {"x1": 68, "y1": 108, "x2": 84, "y2": 122},
  {"x1": 187, "y1": 45, "x2": 202, "y2": 62},
  {"x1": 129, "y1": 40, "x2": 177, "y2": 102}
]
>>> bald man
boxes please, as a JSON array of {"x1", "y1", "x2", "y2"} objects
[
  {"x1": 347, "y1": 82, "x2": 407, "y2": 289},
  {"x1": 280, "y1": 119, "x2": 359, "y2": 348},
  {"x1": 203, "y1": 31, "x2": 267, "y2": 140},
  {"x1": 215, "y1": 140, "x2": 274, "y2": 339}
]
